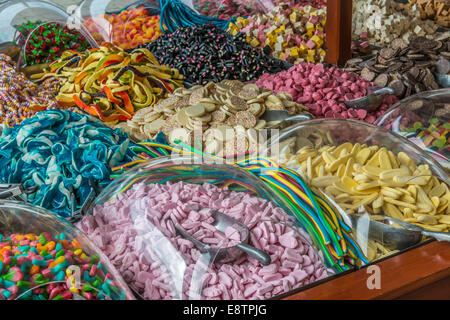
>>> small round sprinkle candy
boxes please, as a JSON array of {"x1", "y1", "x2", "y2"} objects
[{"x1": 0, "y1": 54, "x2": 76, "y2": 127}]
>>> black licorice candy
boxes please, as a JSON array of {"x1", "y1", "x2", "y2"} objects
[{"x1": 137, "y1": 24, "x2": 289, "y2": 86}]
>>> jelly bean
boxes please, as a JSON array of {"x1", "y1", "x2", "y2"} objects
[{"x1": 0, "y1": 232, "x2": 130, "y2": 300}]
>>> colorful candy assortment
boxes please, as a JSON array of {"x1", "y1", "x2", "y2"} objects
[
  {"x1": 77, "y1": 181, "x2": 330, "y2": 299},
  {"x1": 0, "y1": 232, "x2": 127, "y2": 300},
  {"x1": 116, "y1": 79, "x2": 311, "y2": 156},
  {"x1": 84, "y1": 7, "x2": 162, "y2": 50},
  {"x1": 144, "y1": 23, "x2": 291, "y2": 85},
  {"x1": 0, "y1": 110, "x2": 137, "y2": 218},
  {"x1": 14, "y1": 21, "x2": 91, "y2": 66},
  {"x1": 34, "y1": 45, "x2": 183, "y2": 122},
  {"x1": 111, "y1": 144, "x2": 370, "y2": 270},
  {"x1": 228, "y1": 4, "x2": 326, "y2": 64},
  {"x1": 0, "y1": 0, "x2": 450, "y2": 301},
  {"x1": 0, "y1": 54, "x2": 72, "y2": 127},
  {"x1": 256, "y1": 62, "x2": 398, "y2": 123},
  {"x1": 376, "y1": 95, "x2": 450, "y2": 168}
]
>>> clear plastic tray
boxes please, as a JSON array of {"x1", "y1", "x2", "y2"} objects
[
  {"x1": 268, "y1": 119, "x2": 450, "y2": 262},
  {"x1": 376, "y1": 89, "x2": 450, "y2": 170},
  {"x1": 0, "y1": 0, "x2": 97, "y2": 67},
  {"x1": 0, "y1": 200, "x2": 134, "y2": 300},
  {"x1": 76, "y1": 155, "x2": 333, "y2": 300}
]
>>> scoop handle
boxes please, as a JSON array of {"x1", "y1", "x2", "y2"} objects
[
  {"x1": 422, "y1": 230, "x2": 450, "y2": 242},
  {"x1": 283, "y1": 113, "x2": 314, "y2": 123},
  {"x1": 236, "y1": 243, "x2": 271, "y2": 266}
]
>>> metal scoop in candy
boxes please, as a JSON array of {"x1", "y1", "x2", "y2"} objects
[
  {"x1": 342, "y1": 87, "x2": 394, "y2": 111},
  {"x1": 345, "y1": 213, "x2": 450, "y2": 251},
  {"x1": 174, "y1": 209, "x2": 271, "y2": 266},
  {"x1": 384, "y1": 216, "x2": 450, "y2": 243},
  {"x1": 261, "y1": 110, "x2": 313, "y2": 129},
  {"x1": 345, "y1": 213, "x2": 422, "y2": 251}
]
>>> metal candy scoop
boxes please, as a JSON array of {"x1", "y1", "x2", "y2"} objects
[
  {"x1": 174, "y1": 209, "x2": 271, "y2": 266},
  {"x1": 261, "y1": 110, "x2": 313, "y2": 129},
  {"x1": 346, "y1": 214, "x2": 422, "y2": 251},
  {"x1": 342, "y1": 87, "x2": 394, "y2": 111},
  {"x1": 384, "y1": 216, "x2": 450, "y2": 242},
  {"x1": 346, "y1": 214, "x2": 450, "y2": 251}
]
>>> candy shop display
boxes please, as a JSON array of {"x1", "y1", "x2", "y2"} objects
[
  {"x1": 404, "y1": 0, "x2": 450, "y2": 28},
  {"x1": 77, "y1": 157, "x2": 333, "y2": 299},
  {"x1": 116, "y1": 80, "x2": 312, "y2": 156},
  {"x1": 227, "y1": 4, "x2": 326, "y2": 64},
  {"x1": 0, "y1": 54, "x2": 71, "y2": 127},
  {"x1": 0, "y1": 200, "x2": 134, "y2": 300},
  {"x1": 0, "y1": 0, "x2": 97, "y2": 67},
  {"x1": 348, "y1": 33, "x2": 450, "y2": 99},
  {"x1": 376, "y1": 89, "x2": 450, "y2": 170},
  {"x1": 0, "y1": 110, "x2": 138, "y2": 218},
  {"x1": 111, "y1": 142, "x2": 370, "y2": 271},
  {"x1": 0, "y1": 0, "x2": 449, "y2": 301},
  {"x1": 83, "y1": 7, "x2": 162, "y2": 50},
  {"x1": 143, "y1": 24, "x2": 291, "y2": 86},
  {"x1": 269, "y1": 119, "x2": 450, "y2": 237},
  {"x1": 352, "y1": 0, "x2": 440, "y2": 47},
  {"x1": 256, "y1": 62, "x2": 399, "y2": 123},
  {"x1": 34, "y1": 45, "x2": 183, "y2": 122}
]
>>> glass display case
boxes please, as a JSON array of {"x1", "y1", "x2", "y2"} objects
[{"x1": 376, "y1": 89, "x2": 450, "y2": 170}]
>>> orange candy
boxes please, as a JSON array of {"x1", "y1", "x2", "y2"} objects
[{"x1": 84, "y1": 7, "x2": 162, "y2": 50}]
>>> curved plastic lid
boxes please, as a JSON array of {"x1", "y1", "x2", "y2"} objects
[
  {"x1": 376, "y1": 89, "x2": 450, "y2": 170},
  {"x1": 0, "y1": 200, "x2": 135, "y2": 300},
  {"x1": 0, "y1": 0, "x2": 97, "y2": 66},
  {"x1": 267, "y1": 119, "x2": 450, "y2": 262},
  {"x1": 77, "y1": 156, "x2": 331, "y2": 299}
]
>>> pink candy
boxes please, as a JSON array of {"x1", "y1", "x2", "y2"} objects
[
  {"x1": 77, "y1": 182, "x2": 329, "y2": 300},
  {"x1": 255, "y1": 62, "x2": 399, "y2": 123}
]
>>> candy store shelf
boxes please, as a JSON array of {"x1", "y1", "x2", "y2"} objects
[{"x1": 282, "y1": 241, "x2": 450, "y2": 300}]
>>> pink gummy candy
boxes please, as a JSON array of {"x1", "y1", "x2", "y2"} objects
[
  {"x1": 77, "y1": 181, "x2": 329, "y2": 300},
  {"x1": 255, "y1": 62, "x2": 398, "y2": 123}
]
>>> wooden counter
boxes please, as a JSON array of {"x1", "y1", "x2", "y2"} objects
[{"x1": 283, "y1": 241, "x2": 450, "y2": 300}]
